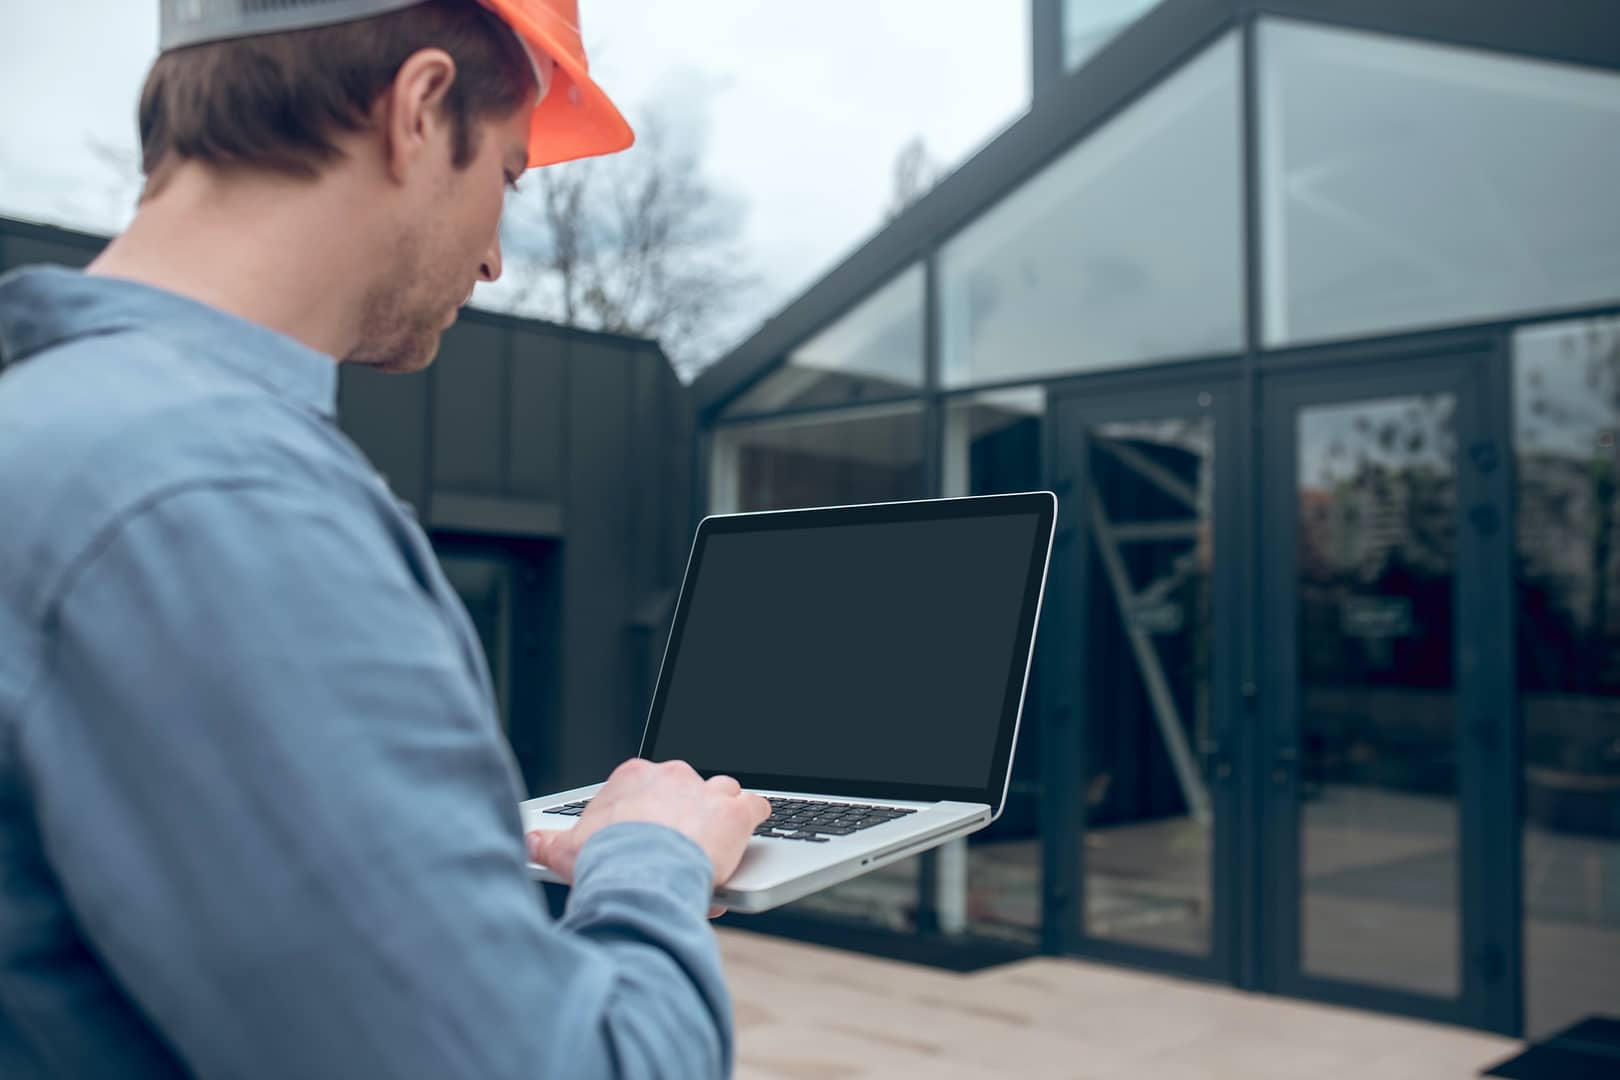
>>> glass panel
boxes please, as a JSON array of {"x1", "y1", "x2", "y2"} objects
[
  {"x1": 1061, "y1": 0, "x2": 1160, "y2": 73},
  {"x1": 1296, "y1": 394, "x2": 1459, "y2": 996},
  {"x1": 1515, "y1": 316, "x2": 1620, "y2": 1040},
  {"x1": 1260, "y1": 19, "x2": 1620, "y2": 347},
  {"x1": 1082, "y1": 416, "x2": 1215, "y2": 954},
  {"x1": 942, "y1": 388, "x2": 1045, "y2": 499},
  {"x1": 942, "y1": 389, "x2": 1048, "y2": 945},
  {"x1": 939, "y1": 33, "x2": 1243, "y2": 388},
  {"x1": 723, "y1": 266, "x2": 924, "y2": 417},
  {"x1": 709, "y1": 404, "x2": 925, "y2": 515}
]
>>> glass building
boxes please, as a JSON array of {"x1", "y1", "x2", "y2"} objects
[{"x1": 693, "y1": 0, "x2": 1620, "y2": 1040}]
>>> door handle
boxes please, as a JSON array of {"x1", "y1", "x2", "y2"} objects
[{"x1": 1272, "y1": 744, "x2": 1299, "y2": 786}]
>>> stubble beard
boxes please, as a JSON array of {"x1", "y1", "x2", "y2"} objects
[{"x1": 345, "y1": 230, "x2": 450, "y2": 373}]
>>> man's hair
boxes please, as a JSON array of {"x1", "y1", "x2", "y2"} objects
[{"x1": 138, "y1": 0, "x2": 534, "y2": 189}]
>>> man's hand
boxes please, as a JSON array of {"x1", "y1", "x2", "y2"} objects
[{"x1": 527, "y1": 758, "x2": 771, "y2": 918}]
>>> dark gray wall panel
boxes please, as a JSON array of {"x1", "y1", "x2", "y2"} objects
[
  {"x1": 509, "y1": 539, "x2": 566, "y2": 793},
  {"x1": 1, "y1": 233, "x2": 98, "y2": 271},
  {"x1": 506, "y1": 328, "x2": 567, "y2": 502},
  {"x1": 625, "y1": 349, "x2": 692, "y2": 719},
  {"x1": 337, "y1": 365, "x2": 431, "y2": 512},
  {"x1": 559, "y1": 338, "x2": 638, "y2": 785},
  {"x1": 430, "y1": 492, "x2": 562, "y2": 538},
  {"x1": 432, "y1": 320, "x2": 508, "y2": 494}
]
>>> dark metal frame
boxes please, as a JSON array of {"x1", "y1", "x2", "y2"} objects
[
  {"x1": 1046, "y1": 374, "x2": 1244, "y2": 984},
  {"x1": 1257, "y1": 344, "x2": 1515, "y2": 1030},
  {"x1": 689, "y1": 0, "x2": 1620, "y2": 1036}
]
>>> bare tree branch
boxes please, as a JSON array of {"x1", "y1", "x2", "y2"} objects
[
  {"x1": 498, "y1": 111, "x2": 756, "y2": 378},
  {"x1": 886, "y1": 136, "x2": 941, "y2": 221}
]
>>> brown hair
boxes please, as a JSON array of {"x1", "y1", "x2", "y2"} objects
[{"x1": 138, "y1": 0, "x2": 534, "y2": 190}]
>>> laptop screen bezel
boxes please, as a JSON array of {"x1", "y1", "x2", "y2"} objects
[{"x1": 638, "y1": 491, "x2": 1057, "y2": 812}]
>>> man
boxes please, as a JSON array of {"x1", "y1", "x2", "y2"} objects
[{"x1": 0, "y1": 1, "x2": 769, "y2": 1076}]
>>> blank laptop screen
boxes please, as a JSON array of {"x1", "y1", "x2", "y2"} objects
[{"x1": 644, "y1": 501, "x2": 1047, "y2": 800}]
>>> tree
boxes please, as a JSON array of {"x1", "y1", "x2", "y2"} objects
[
  {"x1": 886, "y1": 136, "x2": 941, "y2": 220},
  {"x1": 494, "y1": 108, "x2": 755, "y2": 380}
]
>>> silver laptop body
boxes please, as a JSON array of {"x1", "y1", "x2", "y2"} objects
[{"x1": 524, "y1": 491, "x2": 1057, "y2": 914}]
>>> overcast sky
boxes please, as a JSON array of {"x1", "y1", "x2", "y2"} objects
[{"x1": 0, "y1": 1, "x2": 1030, "y2": 369}]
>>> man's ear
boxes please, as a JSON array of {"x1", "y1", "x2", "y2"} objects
[{"x1": 381, "y1": 47, "x2": 459, "y2": 184}]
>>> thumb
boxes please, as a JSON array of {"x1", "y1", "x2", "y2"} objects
[{"x1": 527, "y1": 827, "x2": 579, "y2": 884}]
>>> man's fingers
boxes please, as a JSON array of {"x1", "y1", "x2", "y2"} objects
[
  {"x1": 708, "y1": 905, "x2": 727, "y2": 919},
  {"x1": 661, "y1": 759, "x2": 699, "y2": 781},
  {"x1": 527, "y1": 828, "x2": 580, "y2": 884},
  {"x1": 707, "y1": 774, "x2": 742, "y2": 795},
  {"x1": 609, "y1": 757, "x2": 650, "y2": 782},
  {"x1": 527, "y1": 828, "x2": 568, "y2": 865}
]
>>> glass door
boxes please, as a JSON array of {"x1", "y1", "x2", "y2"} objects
[
  {"x1": 1258, "y1": 351, "x2": 1512, "y2": 1028},
  {"x1": 1048, "y1": 379, "x2": 1239, "y2": 979}
]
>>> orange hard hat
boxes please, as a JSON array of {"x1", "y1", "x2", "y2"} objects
[
  {"x1": 159, "y1": 0, "x2": 633, "y2": 169},
  {"x1": 479, "y1": 0, "x2": 634, "y2": 167}
]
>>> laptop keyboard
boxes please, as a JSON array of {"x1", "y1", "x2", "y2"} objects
[{"x1": 542, "y1": 797, "x2": 918, "y2": 843}]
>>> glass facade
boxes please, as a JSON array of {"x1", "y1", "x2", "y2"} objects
[
  {"x1": 939, "y1": 32, "x2": 1243, "y2": 388},
  {"x1": 723, "y1": 266, "x2": 925, "y2": 417},
  {"x1": 942, "y1": 388, "x2": 1045, "y2": 500},
  {"x1": 708, "y1": 404, "x2": 926, "y2": 515},
  {"x1": 702, "y1": 4, "x2": 1620, "y2": 1039},
  {"x1": 1259, "y1": 19, "x2": 1620, "y2": 347},
  {"x1": 1515, "y1": 317, "x2": 1620, "y2": 1039}
]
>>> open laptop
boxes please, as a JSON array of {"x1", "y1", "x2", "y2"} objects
[{"x1": 522, "y1": 491, "x2": 1057, "y2": 913}]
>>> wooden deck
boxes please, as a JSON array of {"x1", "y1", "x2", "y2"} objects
[{"x1": 718, "y1": 928, "x2": 1521, "y2": 1079}]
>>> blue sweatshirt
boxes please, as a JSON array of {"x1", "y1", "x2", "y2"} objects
[{"x1": 0, "y1": 267, "x2": 730, "y2": 1079}]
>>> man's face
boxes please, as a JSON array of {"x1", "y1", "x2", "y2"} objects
[{"x1": 352, "y1": 100, "x2": 531, "y2": 373}]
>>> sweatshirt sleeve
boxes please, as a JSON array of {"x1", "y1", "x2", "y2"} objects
[{"x1": 19, "y1": 478, "x2": 732, "y2": 1079}]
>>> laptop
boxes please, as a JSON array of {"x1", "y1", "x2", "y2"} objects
[{"x1": 522, "y1": 491, "x2": 1057, "y2": 913}]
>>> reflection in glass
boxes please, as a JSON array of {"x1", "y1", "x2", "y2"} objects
[
  {"x1": 939, "y1": 33, "x2": 1242, "y2": 388},
  {"x1": 943, "y1": 388, "x2": 1045, "y2": 500},
  {"x1": 723, "y1": 266, "x2": 925, "y2": 417},
  {"x1": 1259, "y1": 19, "x2": 1620, "y2": 347},
  {"x1": 709, "y1": 405, "x2": 925, "y2": 515},
  {"x1": 1296, "y1": 394, "x2": 1459, "y2": 995},
  {"x1": 1516, "y1": 317, "x2": 1620, "y2": 1039},
  {"x1": 1082, "y1": 416, "x2": 1214, "y2": 954}
]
